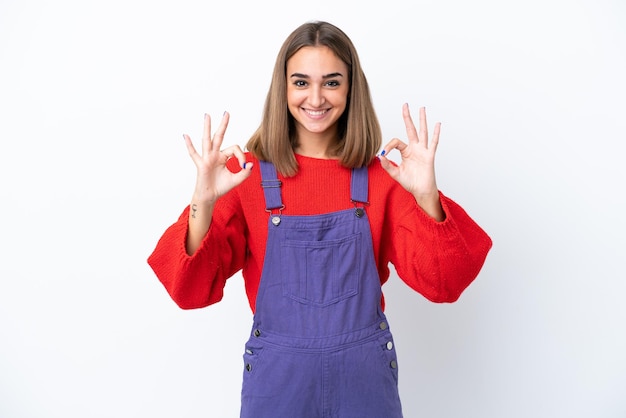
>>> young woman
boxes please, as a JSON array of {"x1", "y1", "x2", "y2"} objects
[{"x1": 148, "y1": 20, "x2": 492, "y2": 418}]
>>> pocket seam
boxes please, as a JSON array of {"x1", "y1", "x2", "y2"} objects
[{"x1": 280, "y1": 232, "x2": 361, "y2": 307}]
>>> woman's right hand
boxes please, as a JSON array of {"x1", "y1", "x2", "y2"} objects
[
  {"x1": 184, "y1": 112, "x2": 253, "y2": 204},
  {"x1": 183, "y1": 112, "x2": 253, "y2": 255}
]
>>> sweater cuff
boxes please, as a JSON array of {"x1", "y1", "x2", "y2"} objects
[
  {"x1": 413, "y1": 190, "x2": 452, "y2": 226},
  {"x1": 176, "y1": 205, "x2": 223, "y2": 268}
]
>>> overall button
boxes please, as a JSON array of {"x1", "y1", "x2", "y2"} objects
[
  {"x1": 253, "y1": 329, "x2": 261, "y2": 337},
  {"x1": 245, "y1": 348, "x2": 254, "y2": 355},
  {"x1": 386, "y1": 341, "x2": 394, "y2": 351},
  {"x1": 390, "y1": 360, "x2": 398, "y2": 369},
  {"x1": 379, "y1": 321, "x2": 388, "y2": 330},
  {"x1": 355, "y1": 207, "x2": 365, "y2": 218},
  {"x1": 271, "y1": 216, "x2": 281, "y2": 226},
  {"x1": 246, "y1": 363, "x2": 252, "y2": 372}
]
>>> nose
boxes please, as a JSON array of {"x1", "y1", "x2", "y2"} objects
[{"x1": 308, "y1": 86, "x2": 325, "y2": 108}]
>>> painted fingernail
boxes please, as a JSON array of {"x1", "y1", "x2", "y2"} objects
[
  {"x1": 380, "y1": 150, "x2": 386, "y2": 156},
  {"x1": 243, "y1": 162, "x2": 247, "y2": 169}
]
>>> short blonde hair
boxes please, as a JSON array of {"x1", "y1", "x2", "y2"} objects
[{"x1": 246, "y1": 21, "x2": 382, "y2": 177}]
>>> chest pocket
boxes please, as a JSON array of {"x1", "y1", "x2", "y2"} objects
[{"x1": 280, "y1": 232, "x2": 361, "y2": 307}]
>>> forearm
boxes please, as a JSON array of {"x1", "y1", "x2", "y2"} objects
[
  {"x1": 413, "y1": 190, "x2": 445, "y2": 222},
  {"x1": 186, "y1": 198, "x2": 216, "y2": 255}
]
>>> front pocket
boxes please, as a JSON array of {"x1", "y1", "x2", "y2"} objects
[{"x1": 281, "y1": 233, "x2": 361, "y2": 307}]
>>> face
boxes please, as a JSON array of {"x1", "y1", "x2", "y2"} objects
[{"x1": 286, "y1": 46, "x2": 350, "y2": 143}]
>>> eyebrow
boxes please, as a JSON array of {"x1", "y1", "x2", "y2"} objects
[{"x1": 290, "y1": 72, "x2": 344, "y2": 79}]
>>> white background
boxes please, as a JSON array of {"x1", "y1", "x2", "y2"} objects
[{"x1": 1, "y1": 0, "x2": 625, "y2": 417}]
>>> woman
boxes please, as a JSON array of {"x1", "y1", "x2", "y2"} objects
[{"x1": 148, "y1": 20, "x2": 492, "y2": 418}]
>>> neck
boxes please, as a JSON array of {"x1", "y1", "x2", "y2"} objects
[{"x1": 294, "y1": 130, "x2": 339, "y2": 159}]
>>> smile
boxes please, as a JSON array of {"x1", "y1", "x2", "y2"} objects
[{"x1": 304, "y1": 108, "x2": 329, "y2": 116}]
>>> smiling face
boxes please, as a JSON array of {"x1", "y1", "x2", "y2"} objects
[{"x1": 286, "y1": 46, "x2": 350, "y2": 152}]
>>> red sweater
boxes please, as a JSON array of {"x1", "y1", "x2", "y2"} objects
[{"x1": 148, "y1": 153, "x2": 492, "y2": 312}]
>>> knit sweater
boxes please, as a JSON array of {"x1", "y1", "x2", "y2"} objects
[{"x1": 148, "y1": 153, "x2": 492, "y2": 312}]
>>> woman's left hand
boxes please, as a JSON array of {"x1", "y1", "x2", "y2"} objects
[{"x1": 379, "y1": 103, "x2": 445, "y2": 221}]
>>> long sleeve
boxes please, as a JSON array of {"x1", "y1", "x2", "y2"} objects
[
  {"x1": 387, "y1": 191, "x2": 492, "y2": 303},
  {"x1": 147, "y1": 192, "x2": 248, "y2": 310}
]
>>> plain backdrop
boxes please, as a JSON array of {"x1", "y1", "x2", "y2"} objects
[{"x1": 1, "y1": 0, "x2": 625, "y2": 417}]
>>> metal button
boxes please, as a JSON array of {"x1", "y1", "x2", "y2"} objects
[
  {"x1": 246, "y1": 363, "x2": 252, "y2": 372},
  {"x1": 254, "y1": 329, "x2": 261, "y2": 337},
  {"x1": 379, "y1": 321, "x2": 388, "y2": 330},
  {"x1": 245, "y1": 348, "x2": 253, "y2": 355},
  {"x1": 386, "y1": 341, "x2": 393, "y2": 351},
  {"x1": 355, "y1": 207, "x2": 365, "y2": 218},
  {"x1": 390, "y1": 360, "x2": 397, "y2": 369},
  {"x1": 271, "y1": 216, "x2": 281, "y2": 226}
]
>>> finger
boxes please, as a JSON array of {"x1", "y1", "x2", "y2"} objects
[
  {"x1": 211, "y1": 111, "x2": 230, "y2": 151},
  {"x1": 379, "y1": 154, "x2": 400, "y2": 179},
  {"x1": 231, "y1": 145, "x2": 248, "y2": 169},
  {"x1": 419, "y1": 106, "x2": 428, "y2": 147},
  {"x1": 380, "y1": 138, "x2": 408, "y2": 157},
  {"x1": 221, "y1": 145, "x2": 248, "y2": 168},
  {"x1": 202, "y1": 113, "x2": 212, "y2": 156},
  {"x1": 220, "y1": 145, "x2": 254, "y2": 184},
  {"x1": 430, "y1": 122, "x2": 441, "y2": 152},
  {"x1": 402, "y1": 103, "x2": 419, "y2": 143},
  {"x1": 229, "y1": 162, "x2": 254, "y2": 190},
  {"x1": 183, "y1": 134, "x2": 202, "y2": 165}
]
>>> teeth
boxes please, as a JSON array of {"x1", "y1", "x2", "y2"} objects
[{"x1": 306, "y1": 109, "x2": 327, "y2": 116}]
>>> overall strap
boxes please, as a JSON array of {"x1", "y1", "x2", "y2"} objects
[
  {"x1": 350, "y1": 166, "x2": 369, "y2": 204},
  {"x1": 259, "y1": 160, "x2": 283, "y2": 210},
  {"x1": 261, "y1": 160, "x2": 367, "y2": 208}
]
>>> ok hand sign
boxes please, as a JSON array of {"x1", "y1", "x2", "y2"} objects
[
  {"x1": 184, "y1": 112, "x2": 253, "y2": 205},
  {"x1": 379, "y1": 104, "x2": 444, "y2": 221}
]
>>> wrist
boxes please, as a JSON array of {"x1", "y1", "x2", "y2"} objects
[
  {"x1": 191, "y1": 187, "x2": 219, "y2": 206},
  {"x1": 413, "y1": 190, "x2": 445, "y2": 222}
]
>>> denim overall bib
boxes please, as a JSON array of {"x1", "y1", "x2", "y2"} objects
[{"x1": 240, "y1": 161, "x2": 403, "y2": 418}]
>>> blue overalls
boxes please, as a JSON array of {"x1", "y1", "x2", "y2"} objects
[{"x1": 240, "y1": 161, "x2": 403, "y2": 418}]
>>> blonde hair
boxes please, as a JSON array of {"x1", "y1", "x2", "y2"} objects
[{"x1": 246, "y1": 21, "x2": 382, "y2": 177}]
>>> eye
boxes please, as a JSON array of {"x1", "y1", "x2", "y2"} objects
[
  {"x1": 293, "y1": 80, "x2": 308, "y2": 87},
  {"x1": 325, "y1": 80, "x2": 340, "y2": 87}
]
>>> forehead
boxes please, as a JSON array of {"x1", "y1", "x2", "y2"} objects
[{"x1": 286, "y1": 46, "x2": 348, "y2": 75}]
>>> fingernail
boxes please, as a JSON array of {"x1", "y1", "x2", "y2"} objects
[
  {"x1": 380, "y1": 150, "x2": 386, "y2": 156},
  {"x1": 243, "y1": 162, "x2": 247, "y2": 169}
]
